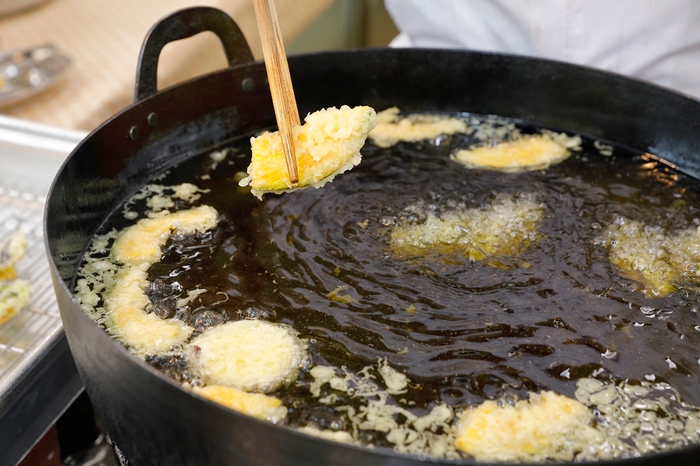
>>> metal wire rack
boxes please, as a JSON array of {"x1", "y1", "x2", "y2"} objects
[
  {"x1": 0, "y1": 115, "x2": 87, "y2": 465},
  {"x1": 0, "y1": 186, "x2": 60, "y2": 384}
]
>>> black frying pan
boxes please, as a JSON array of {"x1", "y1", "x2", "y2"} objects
[{"x1": 45, "y1": 7, "x2": 700, "y2": 466}]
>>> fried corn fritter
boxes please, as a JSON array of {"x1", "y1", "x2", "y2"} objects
[
  {"x1": 455, "y1": 391, "x2": 601, "y2": 462},
  {"x1": 240, "y1": 105, "x2": 377, "y2": 198},
  {"x1": 452, "y1": 133, "x2": 579, "y2": 172}
]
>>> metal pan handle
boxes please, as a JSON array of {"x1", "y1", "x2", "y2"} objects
[{"x1": 134, "y1": 6, "x2": 254, "y2": 102}]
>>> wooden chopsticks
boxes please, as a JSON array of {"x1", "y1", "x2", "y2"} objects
[{"x1": 254, "y1": 0, "x2": 301, "y2": 185}]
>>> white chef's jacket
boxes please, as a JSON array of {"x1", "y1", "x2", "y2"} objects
[{"x1": 384, "y1": 0, "x2": 700, "y2": 99}]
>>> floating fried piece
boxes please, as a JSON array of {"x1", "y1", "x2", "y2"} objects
[
  {"x1": 455, "y1": 391, "x2": 601, "y2": 462},
  {"x1": 188, "y1": 319, "x2": 305, "y2": 393},
  {"x1": 452, "y1": 132, "x2": 580, "y2": 172},
  {"x1": 598, "y1": 217, "x2": 700, "y2": 296},
  {"x1": 240, "y1": 105, "x2": 377, "y2": 199},
  {"x1": 391, "y1": 193, "x2": 544, "y2": 261},
  {"x1": 193, "y1": 385, "x2": 287, "y2": 423},
  {"x1": 112, "y1": 205, "x2": 218, "y2": 266},
  {"x1": 368, "y1": 107, "x2": 468, "y2": 148},
  {"x1": 105, "y1": 266, "x2": 192, "y2": 354},
  {"x1": 105, "y1": 205, "x2": 219, "y2": 355}
]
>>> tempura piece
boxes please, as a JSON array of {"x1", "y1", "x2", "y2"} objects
[
  {"x1": 0, "y1": 231, "x2": 27, "y2": 281},
  {"x1": 0, "y1": 279, "x2": 31, "y2": 325},
  {"x1": 455, "y1": 391, "x2": 602, "y2": 462},
  {"x1": 112, "y1": 205, "x2": 218, "y2": 266},
  {"x1": 193, "y1": 385, "x2": 287, "y2": 423},
  {"x1": 105, "y1": 266, "x2": 192, "y2": 354},
  {"x1": 391, "y1": 193, "x2": 544, "y2": 261},
  {"x1": 240, "y1": 105, "x2": 377, "y2": 199},
  {"x1": 297, "y1": 426, "x2": 356, "y2": 445},
  {"x1": 369, "y1": 107, "x2": 468, "y2": 148},
  {"x1": 452, "y1": 132, "x2": 580, "y2": 172},
  {"x1": 188, "y1": 319, "x2": 306, "y2": 393},
  {"x1": 0, "y1": 232, "x2": 32, "y2": 324},
  {"x1": 597, "y1": 216, "x2": 700, "y2": 296},
  {"x1": 105, "y1": 205, "x2": 219, "y2": 355}
]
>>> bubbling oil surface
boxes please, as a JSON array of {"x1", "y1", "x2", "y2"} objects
[{"x1": 107, "y1": 117, "x2": 700, "y2": 449}]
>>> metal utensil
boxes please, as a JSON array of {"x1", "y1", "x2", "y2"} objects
[{"x1": 0, "y1": 45, "x2": 71, "y2": 107}]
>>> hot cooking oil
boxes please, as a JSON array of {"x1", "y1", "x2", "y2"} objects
[{"x1": 78, "y1": 114, "x2": 700, "y2": 460}]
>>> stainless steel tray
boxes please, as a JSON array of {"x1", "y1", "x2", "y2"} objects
[{"x1": 0, "y1": 115, "x2": 87, "y2": 465}]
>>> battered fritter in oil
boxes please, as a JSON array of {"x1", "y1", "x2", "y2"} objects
[
  {"x1": 369, "y1": 107, "x2": 469, "y2": 148},
  {"x1": 193, "y1": 385, "x2": 287, "y2": 423},
  {"x1": 452, "y1": 131, "x2": 581, "y2": 172},
  {"x1": 390, "y1": 193, "x2": 544, "y2": 262},
  {"x1": 455, "y1": 391, "x2": 601, "y2": 462},
  {"x1": 187, "y1": 319, "x2": 306, "y2": 393},
  {"x1": 105, "y1": 205, "x2": 219, "y2": 355},
  {"x1": 597, "y1": 216, "x2": 700, "y2": 296}
]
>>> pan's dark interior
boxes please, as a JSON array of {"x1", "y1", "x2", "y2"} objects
[
  {"x1": 46, "y1": 48, "x2": 700, "y2": 466},
  {"x1": 103, "y1": 118, "x2": 700, "y2": 457}
]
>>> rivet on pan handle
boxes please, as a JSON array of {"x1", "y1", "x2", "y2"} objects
[{"x1": 134, "y1": 6, "x2": 255, "y2": 103}]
